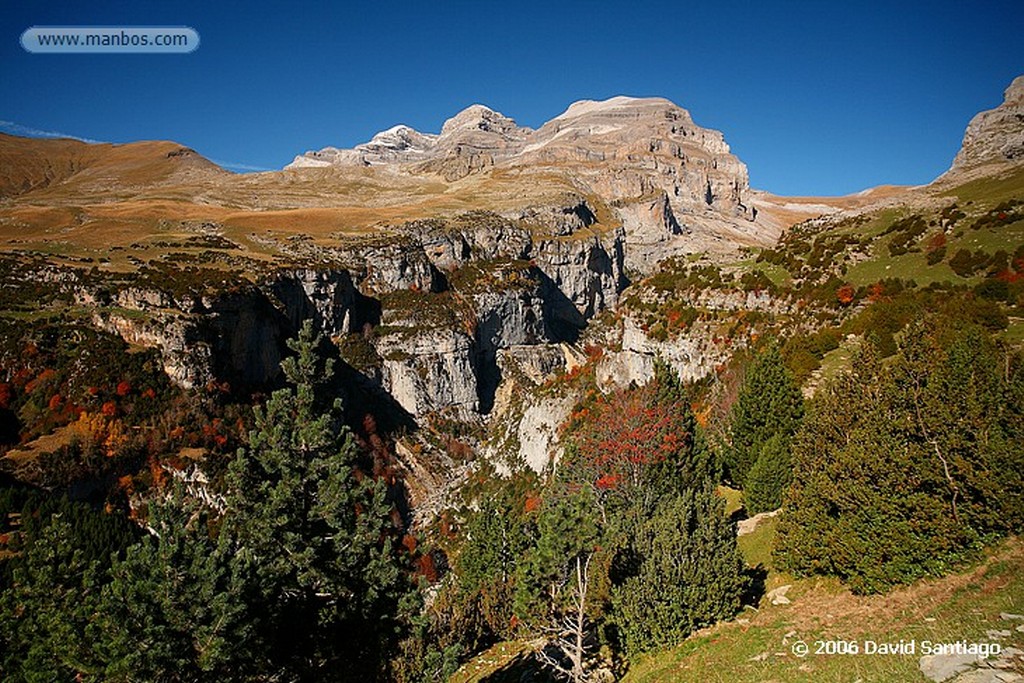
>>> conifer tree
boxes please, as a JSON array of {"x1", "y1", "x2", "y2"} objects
[
  {"x1": 776, "y1": 321, "x2": 1024, "y2": 593},
  {"x1": 514, "y1": 485, "x2": 602, "y2": 682},
  {"x1": 224, "y1": 320, "x2": 411, "y2": 680},
  {"x1": 726, "y1": 344, "x2": 804, "y2": 487},
  {"x1": 744, "y1": 434, "x2": 792, "y2": 514},
  {"x1": 611, "y1": 483, "x2": 743, "y2": 656},
  {"x1": 96, "y1": 482, "x2": 256, "y2": 680},
  {"x1": 0, "y1": 519, "x2": 104, "y2": 681},
  {"x1": 649, "y1": 357, "x2": 717, "y2": 492}
]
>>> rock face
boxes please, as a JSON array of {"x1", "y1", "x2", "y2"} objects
[
  {"x1": 79, "y1": 213, "x2": 624, "y2": 422},
  {"x1": 945, "y1": 75, "x2": 1024, "y2": 177}
]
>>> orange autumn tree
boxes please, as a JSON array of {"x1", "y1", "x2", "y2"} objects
[{"x1": 72, "y1": 410, "x2": 128, "y2": 458}]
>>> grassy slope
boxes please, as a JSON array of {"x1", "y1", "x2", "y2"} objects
[{"x1": 624, "y1": 529, "x2": 1024, "y2": 682}]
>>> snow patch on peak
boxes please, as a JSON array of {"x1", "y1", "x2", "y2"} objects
[{"x1": 373, "y1": 124, "x2": 415, "y2": 138}]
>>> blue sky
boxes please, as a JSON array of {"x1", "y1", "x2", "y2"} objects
[{"x1": 2, "y1": 0, "x2": 1022, "y2": 195}]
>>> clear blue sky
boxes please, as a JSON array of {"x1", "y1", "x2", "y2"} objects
[{"x1": 2, "y1": 0, "x2": 1022, "y2": 195}]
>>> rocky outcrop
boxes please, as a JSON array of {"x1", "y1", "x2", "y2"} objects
[
  {"x1": 486, "y1": 344, "x2": 575, "y2": 473},
  {"x1": 517, "y1": 195, "x2": 598, "y2": 237},
  {"x1": 533, "y1": 228, "x2": 626, "y2": 328},
  {"x1": 93, "y1": 310, "x2": 215, "y2": 389},
  {"x1": 944, "y1": 75, "x2": 1024, "y2": 179},
  {"x1": 266, "y1": 268, "x2": 359, "y2": 334},
  {"x1": 615, "y1": 191, "x2": 686, "y2": 274},
  {"x1": 376, "y1": 327, "x2": 480, "y2": 416},
  {"x1": 596, "y1": 315, "x2": 745, "y2": 391}
]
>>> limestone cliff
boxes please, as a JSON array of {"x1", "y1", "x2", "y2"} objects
[{"x1": 942, "y1": 75, "x2": 1024, "y2": 181}]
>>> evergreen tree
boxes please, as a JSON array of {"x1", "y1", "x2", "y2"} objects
[
  {"x1": 743, "y1": 434, "x2": 791, "y2": 514},
  {"x1": 648, "y1": 357, "x2": 717, "y2": 491},
  {"x1": 611, "y1": 483, "x2": 743, "y2": 656},
  {"x1": 0, "y1": 518, "x2": 105, "y2": 681},
  {"x1": 224, "y1": 321, "x2": 412, "y2": 680},
  {"x1": 455, "y1": 478, "x2": 536, "y2": 643},
  {"x1": 726, "y1": 344, "x2": 804, "y2": 486},
  {"x1": 776, "y1": 321, "x2": 1024, "y2": 593},
  {"x1": 95, "y1": 483, "x2": 256, "y2": 680},
  {"x1": 514, "y1": 485, "x2": 603, "y2": 682}
]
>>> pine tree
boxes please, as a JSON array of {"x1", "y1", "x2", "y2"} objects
[
  {"x1": 775, "y1": 321, "x2": 1024, "y2": 593},
  {"x1": 726, "y1": 344, "x2": 804, "y2": 486},
  {"x1": 611, "y1": 483, "x2": 743, "y2": 656},
  {"x1": 96, "y1": 482, "x2": 256, "y2": 680},
  {"x1": 224, "y1": 321, "x2": 412, "y2": 680},
  {"x1": 0, "y1": 519, "x2": 104, "y2": 681},
  {"x1": 743, "y1": 433, "x2": 791, "y2": 514},
  {"x1": 514, "y1": 486, "x2": 602, "y2": 682},
  {"x1": 647, "y1": 357, "x2": 717, "y2": 491}
]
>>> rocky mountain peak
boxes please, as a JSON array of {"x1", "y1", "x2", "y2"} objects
[
  {"x1": 1005, "y1": 75, "x2": 1024, "y2": 106},
  {"x1": 284, "y1": 94, "x2": 761, "y2": 248},
  {"x1": 439, "y1": 104, "x2": 526, "y2": 139},
  {"x1": 367, "y1": 124, "x2": 437, "y2": 150},
  {"x1": 552, "y1": 95, "x2": 690, "y2": 123},
  {"x1": 946, "y1": 74, "x2": 1024, "y2": 176}
]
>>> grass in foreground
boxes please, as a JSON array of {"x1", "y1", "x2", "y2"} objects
[{"x1": 623, "y1": 535, "x2": 1024, "y2": 683}]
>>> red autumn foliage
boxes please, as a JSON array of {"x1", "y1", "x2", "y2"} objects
[
  {"x1": 927, "y1": 233, "x2": 947, "y2": 251},
  {"x1": 0, "y1": 383, "x2": 13, "y2": 409},
  {"x1": 149, "y1": 456, "x2": 168, "y2": 490},
  {"x1": 867, "y1": 282, "x2": 886, "y2": 303},
  {"x1": 524, "y1": 495, "x2": 542, "y2": 513},
  {"x1": 101, "y1": 401, "x2": 118, "y2": 417},
  {"x1": 48, "y1": 394, "x2": 62, "y2": 411},
  {"x1": 565, "y1": 385, "x2": 692, "y2": 493},
  {"x1": 12, "y1": 368, "x2": 32, "y2": 388},
  {"x1": 836, "y1": 284, "x2": 856, "y2": 305},
  {"x1": 447, "y1": 438, "x2": 473, "y2": 461},
  {"x1": 116, "y1": 380, "x2": 132, "y2": 397},
  {"x1": 996, "y1": 269, "x2": 1022, "y2": 284},
  {"x1": 414, "y1": 553, "x2": 439, "y2": 583},
  {"x1": 142, "y1": 387, "x2": 157, "y2": 400},
  {"x1": 439, "y1": 512, "x2": 456, "y2": 538},
  {"x1": 117, "y1": 475, "x2": 135, "y2": 496},
  {"x1": 401, "y1": 534, "x2": 418, "y2": 554},
  {"x1": 24, "y1": 368, "x2": 57, "y2": 394}
]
